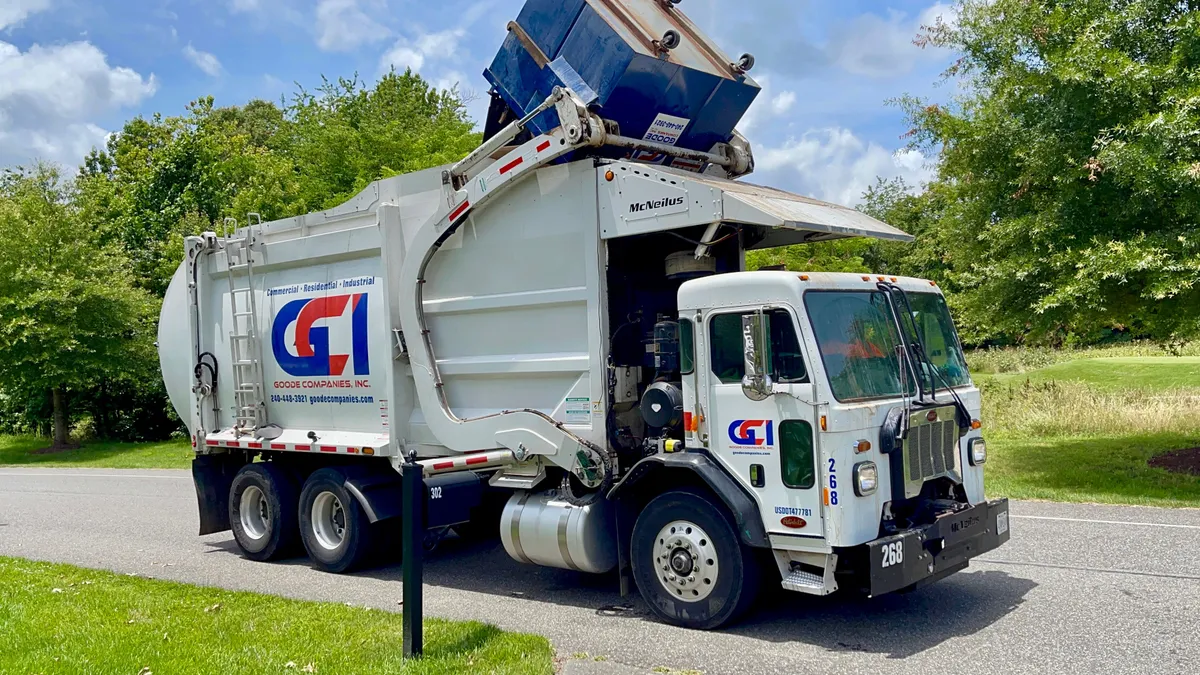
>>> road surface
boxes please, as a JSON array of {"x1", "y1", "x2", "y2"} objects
[{"x1": 1, "y1": 468, "x2": 1197, "y2": 674}]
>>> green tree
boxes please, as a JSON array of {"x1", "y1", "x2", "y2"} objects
[
  {"x1": 0, "y1": 166, "x2": 158, "y2": 447},
  {"x1": 904, "y1": 0, "x2": 1200, "y2": 344}
]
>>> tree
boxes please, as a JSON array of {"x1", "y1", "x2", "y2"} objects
[
  {"x1": 0, "y1": 165, "x2": 157, "y2": 447},
  {"x1": 904, "y1": 0, "x2": 1200, "y2": 344}
]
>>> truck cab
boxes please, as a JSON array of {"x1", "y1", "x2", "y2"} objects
[{"x1": 635, "y1": 270, "x2": 1009, "y2": 617}]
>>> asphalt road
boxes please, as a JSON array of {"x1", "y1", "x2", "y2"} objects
[{"x1": 1, "y1": 468, "x2": 1197, "y2": 675}]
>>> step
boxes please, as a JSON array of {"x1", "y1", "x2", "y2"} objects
[{"x1": 781, "y1": 568, "x2": 827, "y2": 594}]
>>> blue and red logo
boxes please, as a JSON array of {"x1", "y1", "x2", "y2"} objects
[
  {"x1": 271, "y1": 294, "x2": 369, "y2": 377},
  {"x1": 729, "y1": 419, "x2": 775, "y2": 447}
]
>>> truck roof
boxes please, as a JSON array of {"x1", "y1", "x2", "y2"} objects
[{"x1": 678, "y1": 271, "x2": 943, "y2": 311}]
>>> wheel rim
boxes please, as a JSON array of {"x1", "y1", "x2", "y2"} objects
[
  {"x1": 239, "y1": 485, "x2": 271, "y2": 540},
  {"x1": 653, "y1": 520, "x2": 719, "y2": 602},
  {"x1": 311, "y1": 491, "x2": 347, "y2": 551}
]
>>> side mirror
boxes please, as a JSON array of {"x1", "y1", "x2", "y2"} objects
[{"x1": 741, "y1": 311, "x2": 773, "y2": 401}]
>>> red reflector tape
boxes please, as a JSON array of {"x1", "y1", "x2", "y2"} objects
[
  {"x1": 465, "y1": 456, "x2": 489, "y2": 466},
  {"x1": 319, "y1": 446, "x2": 337, "y2": 453},
  {"x1": 270, "y1": 443, "x2": 286, "y2": 450},
  {"x1": 205, "y1": 439, "x2": 219, "y2": 446},
  {"x1": 536, "y1": 140, "x2": 551, "y2": 153},
  {"x1": 294, "y1": 445, "x2": 311, "y2": 452},
  {"x1": 347, "y1": 447, "x2": 358, "y2": 454},
  {"x1": 432, "y1": 461, "x2": 455, "y2": 470},
  {"x1": 449, "y1": 200, "x2": 470, "y2": 222},
  {"x1": 227, "y1": 441, "x2": 240, "y2": 448},
  {"x1": 499, "y1": 156, "x2": 524, "y2": 174},
  {"x1": 247, "y1": 442, "x2": 262, "y2": 449}
]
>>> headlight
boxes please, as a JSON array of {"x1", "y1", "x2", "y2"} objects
[
  {"x1": 853, "y1": 461, "x2": 878, "y2": 496},
  {"x1": 969, "y1": 438, "x2": 987, "y2": 466}
]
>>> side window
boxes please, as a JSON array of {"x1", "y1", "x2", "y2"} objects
[
  {"x1": 680, "y1": 318, "x2": 695, "y2": 375},
  {"x1": 709, "y1": 309, "x2": 809, "y2": 385},
  {"x1": 780, "y1": 420, "x2": 816, "y2": 489}
]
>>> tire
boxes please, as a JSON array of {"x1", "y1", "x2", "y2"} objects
[
  {"x1": 631, "y1": 489, "x2": 760, "y2": 630},
  {"x1": 228, "y1": 462, "x2": 301, "y2": 562},
  {"x1": 298, "y1": 468, "x2": 375, "y2": 573}
]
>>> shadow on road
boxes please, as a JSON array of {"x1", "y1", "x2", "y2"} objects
[{"x1": 205, "y1": 532, "x2": 1035, "y2": 658}]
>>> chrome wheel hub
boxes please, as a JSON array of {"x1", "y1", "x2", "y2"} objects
[
  {"x1": 239, "y1": 485, "x2": 270, "y2": 540},
  {"x1": 311, "y1": 491, "x2": 347, "y2": 551},
  {"x1": 653, "y1": 520, "x2": 719, "y2": 602}
]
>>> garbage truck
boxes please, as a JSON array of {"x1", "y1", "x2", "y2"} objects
[{"x1": 158, "y1": 0, "x2": 1009, "y2": 629}]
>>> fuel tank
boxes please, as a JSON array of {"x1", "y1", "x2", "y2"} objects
[{"x1": 500, "y1": 490, "x2": 617, "y2": 574}]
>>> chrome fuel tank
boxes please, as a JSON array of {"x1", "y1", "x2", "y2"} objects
[{"x1": 500, "y1": 490, "x2": 617, "y2": 574}]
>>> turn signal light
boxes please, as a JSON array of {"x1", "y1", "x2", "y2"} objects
[
  {"x1": 971, "y1": 419, "x2": 982, "y2": 430},
  {"x1": 605, "y1": 170, "x2": 615, "y2": 182},
  {"x1": 820, "y1": 415, "x2": 828, "y2": 431},
  {"x1": 362, "y1": 447, "x2": 375, "y2": 456},
  {"x1": 799, "y1": 275, "x2": 810, "y2": 281},
  {"x1": 855, "y1": 439, "x2": 871, "y2": 453}
]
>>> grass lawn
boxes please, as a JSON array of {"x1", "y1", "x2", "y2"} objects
[
  {"x1": 987, "y1": 431, "x2": 1200, "y2": 508},
  {"x1": 976, "y1": 356, "x2": 1200, "y2": 391},
  {"x1": 0, "y1": 435, "x2": 192, "y2": 469},
  {"x1": 0, "y1": 557, "x2": 552, "y2": 675},
  {"x1": 975, "y1": 352, "x2": 1200, "y2": 508}
]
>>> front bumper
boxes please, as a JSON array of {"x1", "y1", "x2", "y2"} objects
[{"x1": 866, "y1": 498, "x2": 1010, "y2": 596}]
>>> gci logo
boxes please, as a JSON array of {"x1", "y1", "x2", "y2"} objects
[
  {"x1": 271, "y1": 294, "x2": 369, "y2": 377},
  {"x1": 728, "y1": 419, "x2": 775, "y2": 446}
]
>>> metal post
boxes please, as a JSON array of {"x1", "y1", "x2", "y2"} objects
[{"x1": 401, "y1": 452, "x2": 424, "y2": 658}]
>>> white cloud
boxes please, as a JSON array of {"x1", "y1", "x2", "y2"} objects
[
  {"x1": 434, "y1": 70, "x2": 468, "y2": 93},
  {"x1": 227, "y1": 0, "x2": 260, "y2": 11},
  {"x1": 770, "y1": 91, "x2": 796, "y2": 115},
  {"x1": 757, "y1": 128, "x2": 935, "y2": 206},
  {"x1": 315, "y1": 0, "x2": 390, "y2": 52},
  {"x1": 0, "y1": 40, "x2": 157, "y2": 167},
  {"x1": 379, "y1": 28, "x2": 465, "y2": 75},
  {"x1": 183, "y1": 44, "x2": 222, "y2": 77},
  {"x1": 827, "y1": 3, "x2": 957, "y2": 79},
  {"x1": 0, "y1": 0, "x2": 51, "y2": 31}
]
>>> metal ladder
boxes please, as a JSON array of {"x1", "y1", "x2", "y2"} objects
[{"x1": 223, "y1": 215, "x2": 267, "y2": 435}]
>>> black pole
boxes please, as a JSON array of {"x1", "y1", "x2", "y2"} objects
[{"x1": 401, "y1": 452, "x2": 424, "y2": 658}]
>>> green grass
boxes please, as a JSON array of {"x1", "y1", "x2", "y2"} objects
[
  {"x1": 987, "y1": 431, "x2": 1200, "y2": 508},
  {"x1": 0, "y1": 435, "x2": 192, "y2": 469},
  {"x1": 976, "y1": 357, "x2": 1200, "y2": 391},
  {"x1": 978, "y1": 357, "x2": 1200, "y2": 507},
  {"x1": 0, "y1": 557, "x2": 552, "y2": 675}
]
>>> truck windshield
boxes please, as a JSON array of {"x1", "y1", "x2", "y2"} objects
[{"x1": 804, "y1": 290, "x2": 970, "y2": 402}]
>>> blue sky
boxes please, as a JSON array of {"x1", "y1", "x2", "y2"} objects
[{"x1": 0, "y1": 0, "x2": 959, "y2": 206}]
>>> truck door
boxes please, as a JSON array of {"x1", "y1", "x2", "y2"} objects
[{"x1": 697, "y1": 306, "x2": 824, "y2": 542}]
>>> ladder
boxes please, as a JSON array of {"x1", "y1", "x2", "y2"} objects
[{"x1": 223, "y1": 215, "x2": 268, "y2": 435}]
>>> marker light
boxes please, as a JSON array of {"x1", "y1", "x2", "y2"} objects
[
  {"x1": 854, "y1": 462, "x2": 878, "y2": 496},
  {"x1": 969, "y1": 438, "x2": 987, "y2": 466}
]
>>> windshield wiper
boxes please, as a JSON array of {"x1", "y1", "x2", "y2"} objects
[{"x1": 876, "y1": 282, "x2": 971, "y2": 429}]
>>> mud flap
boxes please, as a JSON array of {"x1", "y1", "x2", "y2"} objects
[{"x1": 192, "y1": 455, "x2": 241, "y2": 535}]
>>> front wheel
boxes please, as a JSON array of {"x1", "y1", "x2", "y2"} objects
[{"x1": 631, "y1": 489, "x2": 760, "y2": 630}]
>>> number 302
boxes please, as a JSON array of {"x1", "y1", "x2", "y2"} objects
[
  {"x1": 880, "y1": 541, "x2": 904, "y2": 568},
  {"x1": 827, "y1": 458, "x2": 839, "y2": 506}
]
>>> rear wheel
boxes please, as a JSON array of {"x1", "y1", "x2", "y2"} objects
[
  {"x1": 228, "y1": 463, "x2": 300, "y2": 561},
  {"x1": 631, "y1": 489, "x2": 759, "y2": 629},
  {"x1": 299, "y1": 468, "x2": 375, "y2": 573}
]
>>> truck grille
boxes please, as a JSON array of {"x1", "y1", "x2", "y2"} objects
[{"x1": 901, "y1": 406, "x2": 962, "y2": 498}]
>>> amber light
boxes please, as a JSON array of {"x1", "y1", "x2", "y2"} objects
[
  {"x1": 971, "y1": 419, "x2": 982, "y2": 430},
  {"x1": 605, "y1": 170, "x2": 615, "y2": 182},
  {"x1": 362, "y1": 447, "x2": 375, "y2": 456},
  {"x1": 855, "y1": 439, "x2": 871, "y2": 453},
  {"x1": 820, "y1": 415, "x2": 828, "y2": 431},
  {"x1": 799, "y1": 275, "x2": 810, "y2": 281},
  {"x1": 822, "y1": 488, "x2": 831, "y2": 506},
  {"x1": 861, "y1": 276, "x2": 870, "y2": 281}
]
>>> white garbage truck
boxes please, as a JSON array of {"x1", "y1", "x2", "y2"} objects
[{"x1": 158, "y1": 0, "x2": 1009, "y2": 629}]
